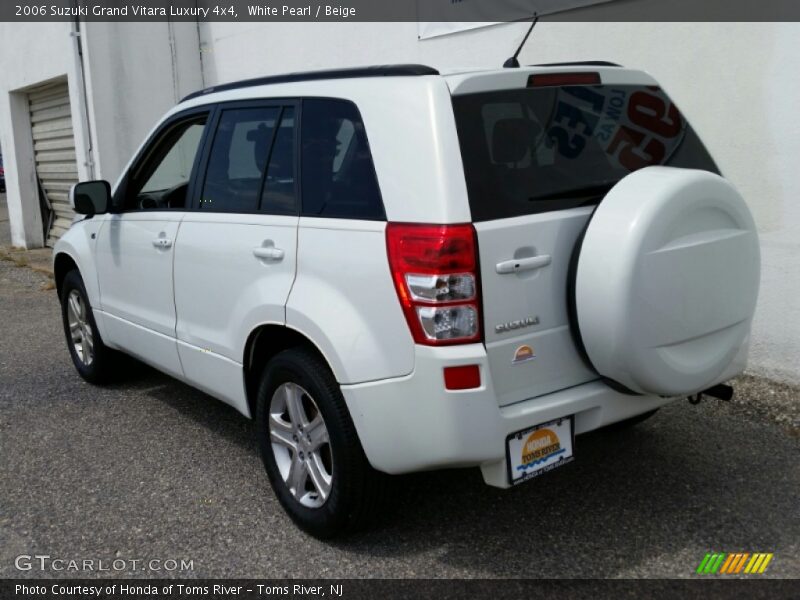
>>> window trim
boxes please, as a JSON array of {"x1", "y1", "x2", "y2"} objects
[
  {"x1": 113, "y1": 105, "x2": 213, "y2": 214},
  {"x1": 189, "y1": 98, "x2": 300, "y2": 216}
]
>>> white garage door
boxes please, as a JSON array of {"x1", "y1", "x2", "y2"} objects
[{"x1": 28, "y1": 81, "x2": 79, "y2": 246}]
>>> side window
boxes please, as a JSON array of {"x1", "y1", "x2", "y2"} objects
[
  {"x1": 200, "y1": 107, "x2": 280, "y2": 213},
  {"x1": 261, "y1": 107, "x2": 297, "y2": 215},
  {"x1": 127, "y1": 116, "x2": 207, "y2": 211},
  {"x1": 301, "y1": 99, "x2": 384, "y2": 220}
]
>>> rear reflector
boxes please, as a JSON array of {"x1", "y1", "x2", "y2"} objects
[
  {"x1": 444, "y1": 365, "x2": 481, "y2": 390},
  {"x1": 528, "y1": 72, "x2": 601, "y2": 87}
]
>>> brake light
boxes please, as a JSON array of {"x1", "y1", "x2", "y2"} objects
[
  {"x1": 528, "y1": 72, "x2": 601, "y2": 87},
  {"x1": 386, "y1": 223, "x2": 481, "y2": 346}
]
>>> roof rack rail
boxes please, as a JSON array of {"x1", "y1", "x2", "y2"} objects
[
  {"x1": 181, "y1": 64, "x2": 440, "y2": 103},
  {"x1": 531, "y1": 61, "x2": 623, "y2": 68}
]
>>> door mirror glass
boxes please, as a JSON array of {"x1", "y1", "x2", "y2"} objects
[{"x1": 70, "y1": 181, "x2": 111, "y2": 216}]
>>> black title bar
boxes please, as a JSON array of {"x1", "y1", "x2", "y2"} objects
[
  {"x1": 3, "y1": 579, "x2": 798, "y2": 600},
  {"x1": 3, "y1": 0, "x2": 800, "y2": 22}
]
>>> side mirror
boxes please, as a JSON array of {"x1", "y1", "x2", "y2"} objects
[{"x1": 70, "y1": 181, "x2": 111, "y2": 217}]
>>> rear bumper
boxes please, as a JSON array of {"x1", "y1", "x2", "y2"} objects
[{"x1": 341, "y1": 344, "x2": 673, "y2": 489}]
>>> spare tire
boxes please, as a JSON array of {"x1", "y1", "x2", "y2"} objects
[{"x1": 573, "y1": 166, "x2": 760, "y2": 396}]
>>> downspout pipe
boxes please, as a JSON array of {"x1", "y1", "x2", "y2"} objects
[{"x1": 70, "y1": 15, "x2": 95, "y2": 180}]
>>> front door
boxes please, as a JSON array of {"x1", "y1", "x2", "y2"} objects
[{"x1": 95, "y1": 112, "x2": 210, "y2": 378}]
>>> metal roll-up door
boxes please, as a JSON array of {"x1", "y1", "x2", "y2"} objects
[{"x1": 28, "y1": 81, "x2": 79, "y2": 246}]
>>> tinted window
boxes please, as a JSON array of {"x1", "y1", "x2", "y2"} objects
[
  {"x1": 201, "y1": 107, "x2": 280, "y2": 212},
  {"x1": 301, "y1": 99, "x2": 384, "y2": 220},
  {"x1": 453, "y1": 85, "x2": 719, "y2": 221},
  {"x1": 261, "y1": 108, "x2": 297, "y2": 215},
  {"x1": 128, "y1": 117, "x2": 207, "y2": 210}
]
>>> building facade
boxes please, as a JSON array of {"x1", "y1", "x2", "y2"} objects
[{"x1": 0, "y1": 20, "x2": 798, "y2": 384}]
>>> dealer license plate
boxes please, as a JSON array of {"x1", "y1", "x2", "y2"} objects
[{"x1": 506, "y1": 416, "x2": 575, "y2": 485}]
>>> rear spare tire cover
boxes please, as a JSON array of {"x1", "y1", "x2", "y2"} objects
[{"x1": 574, "y1": 166, "x2": 760, "y2": 396}]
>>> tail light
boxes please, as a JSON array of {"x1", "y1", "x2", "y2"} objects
[{"x1": 386, "y1": 223, "x2": 481, "y2": 346}]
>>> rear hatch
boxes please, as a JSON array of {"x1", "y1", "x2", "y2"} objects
[{"x1": 448, "y1": 68, "x2": 719, "y2": 406}]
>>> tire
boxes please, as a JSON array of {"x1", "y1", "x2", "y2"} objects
[
  {"x1": 255, "y1": 347, "x2": 384, "y2": 538},
  {"x1": 602, "y1": 409, "x2": 659, "y2": 431},
  {"x1": 60, "y1": 269, "x2": 120, "y2": 384}
]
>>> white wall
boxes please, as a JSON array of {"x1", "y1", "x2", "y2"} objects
[
  {"x1": 82, "y1": 22, "x2": 203, "y2": 186},
  {"x1": 0, "y1": 21, "x2": 88, "y2": 248},
  {"x1": 0, "y1": 22, "x2": 203, "y2": 249},
  {"x1": 200, "y1": 21, "x2": 800, "y2": 384}
]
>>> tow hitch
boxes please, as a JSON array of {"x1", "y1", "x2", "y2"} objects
[{"x1": 688, "y1": 383, "x2": 734, "y2": 405}]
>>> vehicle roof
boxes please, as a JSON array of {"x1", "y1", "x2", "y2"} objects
[{"x1": 179, "y1": 62, "x2": 657, "y2": 106}]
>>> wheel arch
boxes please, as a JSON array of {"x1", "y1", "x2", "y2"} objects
[
  {"x1": 54, "y1": 251, "x2": 80, "y2": 299},
  {"x1": 242, "y1": 324, "x2": 335, "y2": 420}
]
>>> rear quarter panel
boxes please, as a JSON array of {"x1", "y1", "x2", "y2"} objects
[{"x1": 286, "y1": 218, "x2": 415, "y2": 384}]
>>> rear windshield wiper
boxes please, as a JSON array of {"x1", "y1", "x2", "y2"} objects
[{"x1": 527, "y1": 181, "x2": 619, "y2": 202}]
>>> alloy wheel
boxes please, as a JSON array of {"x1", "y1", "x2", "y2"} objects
[
  {"x1": 268, "y1": 382, "x2": 333, "y2": 508},
  {"x1": 66, "y1": 290, "x2": 94, "y2": 366}
]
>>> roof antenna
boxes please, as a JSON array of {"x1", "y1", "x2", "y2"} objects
[{"x1": 503, "y1": 16, "x2": 538, "y2": 68}]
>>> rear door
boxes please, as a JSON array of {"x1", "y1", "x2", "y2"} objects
[
  {"x1": 450, "y1": 72, "x2": 719, "y2": 406},
  {"x1": 173, "y1": 101, "x2": 299, "y2": 414}
]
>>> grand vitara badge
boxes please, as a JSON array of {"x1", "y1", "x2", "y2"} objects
[{"x1": 495, "y1": 316, "x2": 540, "y2": 334}]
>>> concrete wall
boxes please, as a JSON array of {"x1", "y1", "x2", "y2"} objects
[
  {"x1": 81, "y1": 22, "x2": 203, "y2": 186},
  {"x1": 199, "y1": 21, "x2": 800, "y2": 384},
  {"x1": 0, "y1": 22, "x2": 203, "y2": 248},
  {"x1": 0, "y1": 21, "x2": 87, "y2": 248}
]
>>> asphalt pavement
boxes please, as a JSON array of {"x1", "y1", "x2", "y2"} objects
[{"x1": 0, "y1": 249, "x2": 798, "y2": 579}]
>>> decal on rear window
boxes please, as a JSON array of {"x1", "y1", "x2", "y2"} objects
[
  {"x1": 547, "y1": 86, "x2": 686, "y2": 171},
  {"x1": 453, "y1": 85, "x2": 718, "y2": 221}
]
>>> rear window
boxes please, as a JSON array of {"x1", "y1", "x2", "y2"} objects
[{"x1": 452, "y1": 84, "x2": 719, "y2": 221}]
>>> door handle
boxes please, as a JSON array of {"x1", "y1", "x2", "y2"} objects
[
  {"x1": 253, "y1": 245, "x2": 284, "y2": 261},
  {"x1": 496, "y1": 254, "x2": 551, "y2": 274},
  {"x1": 152, "y1": 237, "x2": 173, "y2": 249}
]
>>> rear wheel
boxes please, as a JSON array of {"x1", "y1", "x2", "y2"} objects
[
  {"x1": 60, "y1": 270, "x2": 120, "y2": 384},
  {"x1": 255, "y1": 347, "x2": 384, "y2": 538}
]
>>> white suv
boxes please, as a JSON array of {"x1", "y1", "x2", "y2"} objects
[{"x1": 54, "y1": 63, "x2": 760, "y2": 537}]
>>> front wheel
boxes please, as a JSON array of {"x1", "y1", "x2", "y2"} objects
[
  {"x1": 255, "y1": 348, "x2": 384, "y2": 538},
  {"x1": 60, "y1": 270, "x2": 120, "y2": 384}
]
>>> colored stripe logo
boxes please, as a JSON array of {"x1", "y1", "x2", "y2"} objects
[{"x1": 696, "y1": 552, "x2": 774, "y2": 574}]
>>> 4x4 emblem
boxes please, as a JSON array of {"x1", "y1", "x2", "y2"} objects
[{"x1": 495, "y1": 316, "x2": 540, "y2": 334}]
